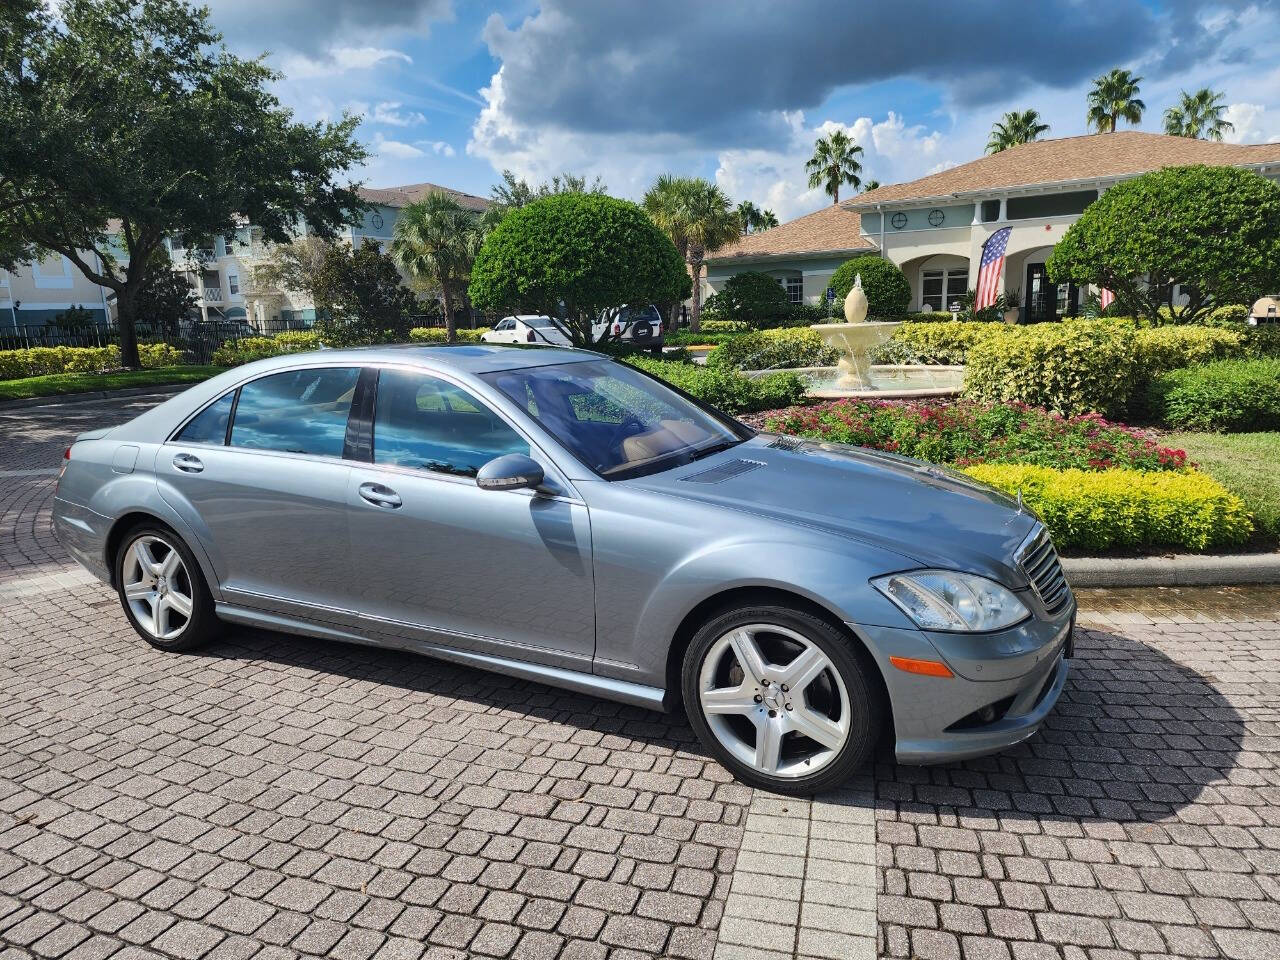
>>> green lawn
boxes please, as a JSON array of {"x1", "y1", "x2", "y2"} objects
[
  {"x1": 1167, "y1": 431, "x2": 1280, "y2": 546},
  {"x1": 0, "y1": 365, "x2": 225, "y2": 402}
]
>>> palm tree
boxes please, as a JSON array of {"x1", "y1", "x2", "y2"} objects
[
  {"x1": 735, "y1": 200, "x2": 761, "y2": 235},
  {"x1": 684, "y1": 180, "x2": 740, "y2": 331},
  {"x1": 643, "y1": 175, "x2": 738, "y2": 332},
  {"x1": 757, "y1": 209, "x2": 779, "y2": 230},
  {"x1": 986, "y1": 110, "x2": 1050, "y2": 153},
  {"x1": 859, "y1": 180, "x2": 880, "y2": 193},
  {"x1": 805, "y1": 130, "x2": 863, "y2": 204},
  {"x1": 390, "y1": 191, "x2": 481, "y2": 343},
  {"x1": 1087, "y1": 68, "x2": 1145, "y2": 133},
  {"x1": 1164, "y1": 88, "x2": 1234, "y2": 141}
]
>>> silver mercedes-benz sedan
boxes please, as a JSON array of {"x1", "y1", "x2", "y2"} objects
[{"x1": 52, "y1": 345, "x2": 1073, "y2": 795}]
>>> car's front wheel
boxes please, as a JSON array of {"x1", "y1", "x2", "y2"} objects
[
  {"x1": 115, "y1": 524, "x2": 219, "y2": 652},
  {"x1": 682, "y1": 604, "x2": 884, "y2": 795}
]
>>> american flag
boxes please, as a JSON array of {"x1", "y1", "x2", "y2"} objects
[
  {"x1": 1099, "y1": 287, "x2": 1115, "y2": 309},
  {"x1": 976, "y1": 227, "x2": 1012, "y2": 310}
]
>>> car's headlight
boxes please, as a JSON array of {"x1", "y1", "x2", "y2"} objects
[{"x1": 872, "y1": 570, "x2": 1029, "y2": 632}]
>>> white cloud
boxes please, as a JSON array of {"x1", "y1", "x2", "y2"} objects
[
  {"x1": 1223, "y1": 102, "x2": 1280, "y2": 144},
  {"x1": 370, "y1": 101, "x2": 428, "y2": 127},
  {"x1": 418, "y1": 140, "x2": 456, "y2": 157},
  {"x1": 372, "y1": 133, "x2": 426, "y2": 159},
  {"x1": 280, "y1": 46, "x2": 412, "y2": 79}
]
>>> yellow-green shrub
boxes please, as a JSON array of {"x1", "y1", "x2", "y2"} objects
[
  {"x1": 408, "y1": 327, "x2": 492, "y2": 343},
  {"x1": 963, "y1": 463, "x2": 1252, "y2": 552},
  {"x1": 1132, "y1": 325, "x2": 1245, "y2": 376},
  {"x1": 211, "y1": 331, "x2": 324, "y2": 367},
  {"x1": 0, "y1": 346, "x2": 121, "y2": 379},
  {"x1": 870, "y1": 321, "x2": 1005, "y2": 365},
  {"x1": 963, "y1": 319, "x2": 1136, "y2": 417},
  {"x1": 705, "y1": 328, "x2": 838, "y2": 370},
  {"x1": 137, "y1": 343, "x2": 184, "y2": 368}
]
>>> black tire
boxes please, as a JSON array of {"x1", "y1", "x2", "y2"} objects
[
  {"x1": 681, "y1": 603, "x2": 884, "y2": 796},
  {"x1": 114, "y1": 522, "x2": 220, "y2": 652}
]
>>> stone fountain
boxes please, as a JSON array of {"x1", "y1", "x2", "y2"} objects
[{"x1": 809, "y1": 275, "x2": 903, "y2": 390}]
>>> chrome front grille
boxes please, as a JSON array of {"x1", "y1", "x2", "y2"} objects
[{"x1": 1018, "y1": 528, "x2": 1071, "y2": 615}]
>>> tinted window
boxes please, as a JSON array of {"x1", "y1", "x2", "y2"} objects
[
  {"x1": 229, "y1": 367, "x2": 359, "y2": 456},
  {"x1": 373, "y1": 369, "x2": 528, "y2": 477},
  {"x1": 176, "y1": 392, "x2": 233, "y2": 445}
]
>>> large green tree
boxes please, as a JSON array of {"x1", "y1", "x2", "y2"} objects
[
  {"x1": 1047, "y1": 165, "x2": 1280, "y2": 324},
  {"x1": 1, "y1": 0, "x2": 366, "y2": 366},
  {"x1": 1087, "y1": 68, "x2": 1145, "y2": 132},
  {"x1": 987, "y1": 110, "x2": 1050, "y2": 153},
  {"x1": 391, "y1": 192, "x2": 487, "y2": 343},
  {"x1": 311, "y1": 242, "x2": 419, "y2": 346},
  {"x1": 469, "y1": 193, "x2": 690, "y2": 347},
  {"x1": 735, "y1": 200, "x2": 761, "y2": 235},
  {"x1": 1163, "y1": 88, "x2": 1234, "y2": 141},
  {"x1": 806, "y1": 130, "x2": 863, "y2": 204}
]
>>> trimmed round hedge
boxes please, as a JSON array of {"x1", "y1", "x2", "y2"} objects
[{"x1": 830, "y1": 255, "x2": 911, "y2": 316}]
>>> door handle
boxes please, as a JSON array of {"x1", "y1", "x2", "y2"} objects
[
  {"x1": 358, "y1": 482, "x2": 402, "y2": 509},
  {"x1": 172, "y1": 453, "x2": 204, "y2": 473}
]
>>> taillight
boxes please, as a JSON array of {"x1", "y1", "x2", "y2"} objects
[
  {"x1": 612, "y1": 322, "x2": 621, "y2": 335},
  {"x1": 526, "y1": 329, "x2": 535, "y2": 342},
  {"x1": 57, "y1": 446, "x2": 70, "y2": 485}
]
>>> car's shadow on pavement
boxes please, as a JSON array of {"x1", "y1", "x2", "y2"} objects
[
  {"x1": 198, "y1": 621, "x2": 712, "y2": 757},
  {"x1": 867, "y1": 626, "x2": 1245, "y2": 824}
]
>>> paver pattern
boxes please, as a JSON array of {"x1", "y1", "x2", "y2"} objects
[
  {"x1": 1, "y1": 395, "x2": 747, "y2": 959},
  {"x1": 876, "y1": 589, "x2": 1280, "y2": 960},
  {"x1": 2, "y1": 393, "x2": 1280, "y2": 960}
]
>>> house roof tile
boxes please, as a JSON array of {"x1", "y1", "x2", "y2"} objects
[
  {"x1": 358, "y1": 182, "x2": 490, "y2": 212},
  {"x1": 847, "y1": 131, "x2": 1280, "y2": 208},
  {"x1": 707, "y1": 202, "x2": 875, "y2": 263}
]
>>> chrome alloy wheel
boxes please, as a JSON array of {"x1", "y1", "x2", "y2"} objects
[
  {"x1": 697, "y1": 623, "x2": 851, "y2": 779},
  {"x1": 121, "y1": 535, "x2": 195, "y2": 642}
]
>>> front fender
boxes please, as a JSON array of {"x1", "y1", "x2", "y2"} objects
[{"x1": 595, "y1": 533, "x2": 918, "y2": 687}]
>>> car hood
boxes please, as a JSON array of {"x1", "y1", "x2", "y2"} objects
[{"x1": 630, "y1": 433, "x2": 1040, "y2": 588}]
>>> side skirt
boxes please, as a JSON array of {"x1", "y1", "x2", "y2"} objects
[{"x1": 215, "y1": 602, "x2": 668, "y2": 712}]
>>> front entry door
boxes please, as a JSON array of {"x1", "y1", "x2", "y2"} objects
[
  {"x1": 344, "y1": 367, "x2": 595, "y2": 671},
  {"x1": 1026, "y1": 263, "x2": 1079, "y2": 322}
]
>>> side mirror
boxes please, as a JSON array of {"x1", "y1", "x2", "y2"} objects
[{"x1": 476, "y1": 453, "x2": 545, "y2": 493}]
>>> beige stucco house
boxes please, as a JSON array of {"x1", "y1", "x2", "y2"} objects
[
  {"x1": 1, "y1": 182, "x2": 488, "y2": 334},
  {"x1": 707, "y1": 132, "x2": 1280, "y2": 321}
]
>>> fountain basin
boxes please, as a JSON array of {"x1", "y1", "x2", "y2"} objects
[
  {"x1": 745, "y1": 364, "x2": 965, "y2": 399},
  {"x1": 808, "y1": 320, "x2": 903, "y2": 390}
]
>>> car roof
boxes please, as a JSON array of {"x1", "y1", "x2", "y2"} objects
[{"x1": 248, "y1": 343, "x2": 596, "y2": 374}]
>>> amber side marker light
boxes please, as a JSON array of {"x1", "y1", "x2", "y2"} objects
[{"x1": 889, "y1": 656, "x2": 954, "y2": 678}]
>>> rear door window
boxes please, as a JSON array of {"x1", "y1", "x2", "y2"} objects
[
  {"x1": 176, "y1": 392, "x2": 234, "y2": 445},
  {"x1": 229, "y1": 367, "x2": 360, "y2": 457}
]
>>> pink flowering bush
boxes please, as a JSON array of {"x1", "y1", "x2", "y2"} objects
[{"x1": 747, "y1": 399, "x2": 1189, "y2": 473}]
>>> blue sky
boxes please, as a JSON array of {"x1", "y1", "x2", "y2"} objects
[{"x1": 204, "y1": 0, "x2": 1280, "y2": 222}]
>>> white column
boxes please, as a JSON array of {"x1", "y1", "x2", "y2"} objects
[{"x1": 998, "y1": 197, "x2": 1008, "y2": 222}]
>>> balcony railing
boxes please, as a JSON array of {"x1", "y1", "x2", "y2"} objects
[{"x1": 203, "y1": 287, "x2": 223, "y2": 303}]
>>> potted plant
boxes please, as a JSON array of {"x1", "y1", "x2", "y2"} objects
[{"x1": 1002, "y1": 289, "x2": 1021, "y2": 324}]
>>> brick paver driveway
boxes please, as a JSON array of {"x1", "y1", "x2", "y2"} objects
[{"x1": 2, "y1": 392, "x2": 1279, "y2": 960}]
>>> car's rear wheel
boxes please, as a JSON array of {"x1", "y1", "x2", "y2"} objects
[
  {"x1": 115, "y1": 524, "x2": 219, "y2": 652},
  {"x1": 682, "y1": 604, "x2": 883, "y2": 795}
]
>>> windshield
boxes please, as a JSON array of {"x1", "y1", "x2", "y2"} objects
[
  {"x1": 523, "y1": 316, "x2": 555, "y2": 327},
  {"x1": 482, "y1": 360, "x2": 747, "y2": 479}
]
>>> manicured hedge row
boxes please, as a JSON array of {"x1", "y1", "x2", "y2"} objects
[
  {"x1": 666, "y1": 331, "x2": 746, "y2": 347},
  {"x1": 210, "y1": 331, "x2": 324, "y2": 367},
  {"x1": 408, "y1": 327, "x2": 491, "y2": 343},
  {"x1": 870, "y1": 321, "x2": 1005, "y2": 365},
  {"x1": 706, "y1": 328, "x2": 839, "y2": 371},
  {"x1": 1149, "y1": 358, "x2": 1280, "y2": 432},
  {"x1": 0, "y1": 344, "x2": 183, "y2": 379},
  {"x1": 625, "y1": 355, "x2": 805, "y2": 415},
  {"x1": 964, "y1": 320, "x2": 1136, "y2": 418},
  {"x1": 963, "y1": 463, "x2": 1252, "y2": 552}
]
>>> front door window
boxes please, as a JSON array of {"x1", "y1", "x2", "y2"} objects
[{"x1": 1025, "y1": 263, "x2": 1078, "y2": 322}]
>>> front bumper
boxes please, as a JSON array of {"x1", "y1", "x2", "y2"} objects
[{"x1": 856, "y1": 606, "x2": 1074, "y2": 764}]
